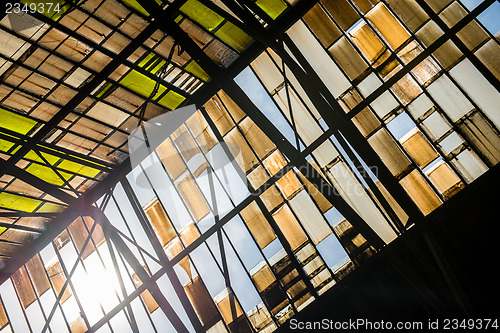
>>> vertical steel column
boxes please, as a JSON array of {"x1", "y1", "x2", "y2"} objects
[
  {"x1": 120, "y1": 178, "x2": 205, "y2": 332},
  {"x1": 218, "y1": 0, "x2": 418, "y2": 227},
  {"x1": 135, "y1": 0, "x2": 386, "y2": 251},
  {"x1": 199, "y1": 105, "x2": 320, "y2": 299},
  {"x1": 90, "y1": 207, "x2": 190, "y2": 333}
]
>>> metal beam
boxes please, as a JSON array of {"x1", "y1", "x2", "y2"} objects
[
  {"x1": 89, "y1": 207, "x2": 190, "y2": 333},
  {"x1": 415, "y1": 0, "x2": 499, "y2": 93},
  {"x1": 347, "y1": 0, "x2": 497, "y2": 120},
  {"x1": 0, "y1": 22, "x2": 157, "y2": 181},
  {"x1": 120, "y1": 178, "x2": 205, "y2": 332},
  {"x1": 135, "y1": 0, "x2": 386, "y2": 251}
]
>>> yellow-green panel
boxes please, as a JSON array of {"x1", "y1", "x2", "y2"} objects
[
  {"x1": 184, "y1": 60, "x2": 211, "y2": 82},
  {"x1": 138, "y1": 53, "x2": 167, "y2": 75},
  {"x1": 36, "y1": 202, "x2": 66, "y2": 213},
  {"x1": 25, "y1": 164, "x2": 72, "y2": 186},
  {"x1": 214, "y1": 22, "x2": 253, "y2": 53},
  {"x1": 0, "y1": 107, "x2": 37, "y2": 136},
  {"x1": 24, "y1": 148, "x2": 105, "y2": 178},
  {"x1": 0, "y1": 193, "x2": 42, "y2": 212},
  {"x1": 24, "y1": 150, "x2": 61, "y2": 165},
  {"x1": 57, "y1": 160, "x2": 101, "y2": 178},
  {"x1": 180, "y1": 0, "x2": 224, "y2": 32},
  {"x1": 138, "y1": 52, "x2": 157, "y2": 69},
  {"x1": 20, "y1": 0, "x2": 72, "y2": 21},
  {"x1": 158, "y1": 90, "x2": 186, "y2": 110},
  {"x1": 0, "y1": 227, "x2": 6, "y2": 236},
  {"x1": 121, "y1": 0, "x2": 150, "y2": 16},
  {"x1": 95, "y1": 82, "x2": 115, "y2": 99},
  {"x1": 119, "y1": 70, "x2": 168, "y2": 102},
  {"x1": 255, "y1": 0, "x2": 287, "y2": 20},
  {"x1": 0, "y1": 139, "x2": 16, "y2": 153}
]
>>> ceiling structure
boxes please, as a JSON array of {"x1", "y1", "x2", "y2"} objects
[
  {"x1": 0, "y1": 0, "x2": 312, "y2": 273},
  {"x1": 0, "y1": 0, "x2": 499, "y2": 331}
]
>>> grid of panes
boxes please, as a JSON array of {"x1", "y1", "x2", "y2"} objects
[
  {"x1": 0, "y1": 101, "x2": 364, "y2": 332},
  {"x1": 127, "y1": 97, "x2": 362, "y2": 331},
  {"x1": 0, "y1": 0, "x2": 193, "y2": 163},
  {"x1": 250, "y1": 0, "x2": 500, "y2": 220},
  {"x1": 1, "y1": 1, "x2": 499, "y2": 332},
  {"x1": 0, "y1": 215, "x2": 112, "y2": 333},
  {"x1": 0, "y1": 0, "x2": 235, "y2": 258}
]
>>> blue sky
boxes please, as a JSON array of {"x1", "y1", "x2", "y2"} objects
[{"x1": 462, "y1": 0, "x2": 500, "y2": 36}]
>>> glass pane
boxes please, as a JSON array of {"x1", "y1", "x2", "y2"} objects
[
  {"x1": 366, "y1": 3, "x2": 410, "y2": 50},
  {"x1": 399, "y1": 169, "x2": 441, "y2": 215},
  {"x1": 385, "y1": 0, "x2": 428, "y2": 32},
  {"x1": 459, "y1": 113, "x2": 500, "y2": 165},
  {"x1": 240, "y1": 201, "x2": 277, "y2": 249},
  {"x1": 329, "y1": 36, "x2": 369, "y2": 80},
  {"x1": 321, "y1": 0, "x2": 360, "y2": 31},
  {"x1": 184, "y1": 276, "x2": 220, "y2": 326},
  {"x1": 367, "y1": 128, "x2": 412, "y2": 177},
  {"x1": 11, "y1": 266, "x2": 36, "y2": 309},
  {"x1": 349, "y1": 22, "x2": 388, "y2": 65},
  {"x1": 144, "y1": 199, "x2": 176, "y2": 247},
  {"x1": 287, "y1": 20, "x2": 351, "y2": 97},
  {"x1": 475, "y1": 40, "x2": 500, "y2": 81},
  {"x1": 426, "y1": 74, "x2": 474, "y2": 123},
  {"x1": 450, "y1": 59, "x2": 500, "y2": 129},
  {"x1": 175, "y1": 174, "x2": 210, "y2": 222},
  {"x1": 156, "y1": 138, "x2": 186, "y2": 181},
  {"x1": 288, "y1": 190, "x2": 332, "y2": 244},
  {"x1": 450, "y1": 149, "x2": 487, "y2": 183},
  {"x1": 400, "y1": 129, "x2": 439, "y2": 168},
  {"x1": 426, "y1": 161, "x2": 463, "y2": 199},
  {"x1": 303, "y1": 4, "x2": 342, "y2": 47},
  {"x1": 272, "y1": 205, "x2": 307, "y2": 250}
]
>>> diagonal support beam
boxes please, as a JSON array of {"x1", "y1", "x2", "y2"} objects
[
  {"x1": 120, "y1": 178, "x2": 204, "y2": 332},
  {"x1": 135, "y1": 0, "x2": 386, "y2": 251},
  {"x1": 90, "y1": 207, "x2": 190, "y2": 333},
  {"x1": 0, "y1": 155, "x2": 190, "y2": 332},
  {"x1": 0, "y1": 21, "x2": 157, "y2": 183}
]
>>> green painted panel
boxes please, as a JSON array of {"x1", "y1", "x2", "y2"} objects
[
  {"x1": 180, "y1": 0, "x2": 224, "y2": 31},
  {"x1": 158, "y1": 90, "x2": 186, "y2": 110},
  {"x1": 119, "y1": 69, "x2": 168, "y2": 102},
  {"x1": 24, "y1": 149, "x2": 102, "y2": 179},
  {"x1": 138, "y1": 53, "x2": 167, "y2": 75},
  {"x1": 94, "y1": 82, "x2": 115, "y2": 99},
  {"x1": 24, "y1": 150, "x2": 61, "y2": 165},
  {"x1": 0, "y1": 107, "x2": 37, "y2": 136},
  {"x1": 214, "y1": 22, "x2": 253, "y2": 53},
  {"x1": 36, "y1": 202, "x2": 66, "y2": 213},
  {"x1": 121, "y1": 0, "x2": 149, "y2": 16},
  {"x1": 0, "y1": 139, "x2": 16, "y2": 153},
  {"x1": 57, "y1": 159, "x2": 101, "y2": 178},
  {"x1": 255, "y1": 0, "x2": 287, "y2": 20},
  {"x1": 0, "y1": 193, "x2": 43, "y2": 212},
  {"x1": 184, "y1": 60, "x2": 210, "y2": 82},
  {"x1": 119, "y1": 70, "x2": 185, "y2": 109},
  {"x1": 25, "y1": 164, "x2": 72, "y2": 186}
]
